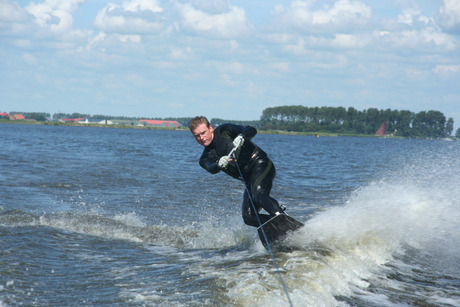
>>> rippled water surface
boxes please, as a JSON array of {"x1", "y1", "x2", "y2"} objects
[{"x1": 1, "y1": 124, "x2": 459, "y2": 306}]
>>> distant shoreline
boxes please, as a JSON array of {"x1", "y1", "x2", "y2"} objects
[
  {"x1": 0, "y1": 119, "x2": 420, "y2": 139},
  {"x1": 0, "y1": 119, "x2": 181, "y2": 130}
]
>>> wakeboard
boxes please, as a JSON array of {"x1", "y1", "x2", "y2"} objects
[{"x1": 257, "y1": 213, "x2": 304, "y2": 252}]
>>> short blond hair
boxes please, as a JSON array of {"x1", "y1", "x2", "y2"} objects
[{"x1": 189, "y1": 116, "x2": 210, "y2": 131}]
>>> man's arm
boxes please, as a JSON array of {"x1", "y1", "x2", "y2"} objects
[
  {"x1": 241, "y1": 125, "x2": 257, "y2": 141},
  {"x1": 223, "y1": 124, "x2": 257, "y2": 141},
  {"x1": 199, "y1": 148, "x2": 221, "y2": 174}
]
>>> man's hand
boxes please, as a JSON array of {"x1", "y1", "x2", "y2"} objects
[
  {"x1": 218, "y1": 155, "x2": 231, "y2": 169},
  {"x1": 233, "y1": 134, "x2": 245, "y2": 149}
]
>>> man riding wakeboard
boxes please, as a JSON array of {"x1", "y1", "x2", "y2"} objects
[{"x1": 189, "y1": 116, "x2": 285, "y2": 227}]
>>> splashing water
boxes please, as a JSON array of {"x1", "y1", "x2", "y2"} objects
[{"x1": 203, "y1": 142, "x2": 460, "y2": 306}]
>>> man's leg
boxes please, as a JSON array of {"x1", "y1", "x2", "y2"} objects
[
  {"x1": 241, "y1": 189, "x2": 272, "y2": 227},
  {"x1": 251, "y1": 159, "x2": 285, "y2": 216}
]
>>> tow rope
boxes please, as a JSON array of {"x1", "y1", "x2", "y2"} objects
[{"x1": 231, "y1": 149, "x2": 294, "y2": 307}]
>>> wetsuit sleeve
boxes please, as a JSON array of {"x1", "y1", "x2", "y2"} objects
[
  {"x1": 223, "y1": 124, "x2": 257, "y2": 141},
  {"x1": 241, "y1": 126, "x2": 257, "y2": 141},
  {"x1": 199, "y1": 147, "x2": 221, "y2": 174}
]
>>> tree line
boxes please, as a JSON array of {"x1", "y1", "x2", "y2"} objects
[
  {"x1": 5, "y1": 109, "x2": 457, "y2": 138},
  {"x1": 260, "y1": 106, "x2": 454, "y2": 138}
]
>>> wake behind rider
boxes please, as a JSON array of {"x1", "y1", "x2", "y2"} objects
[{"x1": 189, "y1": 116, "x2": 285, "y2": 227}]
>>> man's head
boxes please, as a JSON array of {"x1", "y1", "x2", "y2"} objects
[{"x1": 189, "y1": 116, "x2": 214, "y2": 147}]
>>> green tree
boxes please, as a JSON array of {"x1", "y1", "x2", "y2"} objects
[
  {"x1": 412, "y1": 110, "x2": 447, "y2": 138},
  {"x1": 394, "y1": 110, "x2": 414, "y2": 137},
  {"x1": 346, "y1": 107, "x2": 358, "y2": 132},
  {"x1": 426, "y1": 110, "x2": 447, "y2": 138},
  {"x1": 27, "y1": 112, "x2": 49, "y2": 121}
]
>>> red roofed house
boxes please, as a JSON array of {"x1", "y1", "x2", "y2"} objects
[
  {"x1": 140, "y1": 120, "x2": 179, "y2": 128},
  {"x1": 0, "y1": 112, "x2": 9, "y2": 118},
  {"x1": 10, "y1": 114, "x2": 25, "y2": 120}
]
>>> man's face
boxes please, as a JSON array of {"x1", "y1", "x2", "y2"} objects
[{"x1": 192, "y1": 123, "x2": 214, "y2": 147}]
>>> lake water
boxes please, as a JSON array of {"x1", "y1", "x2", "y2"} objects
[{"x1": 1, "y1": 123, "x2": 459, "y2": 306}]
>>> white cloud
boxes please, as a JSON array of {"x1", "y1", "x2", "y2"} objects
[
  {"x1": 334, "y1": 33, "x2": 368, "y2": 48},
  {"x1": 189, "y1": 0, "x2": 229, "y2": 14},
  {"x1": 273, "y1": 0, "x2": 372, "y2": 32},
  {"x1": 439, "y1": 0, "x2": 460, "y2": 33},
  {"x1": 283, "y1": 36, "x2": 308, "y2": 56},
  {"x1": 310, "y1": 33, "x2": 369, "y2": 48},
  {"x1": 115, "y1": 34, "x2": 142, "y2": 43},
  {"x1": 397, "y1": 8, "x2": 421, "y2": 26},
  {"x1": 434, "y1": 65, "x2": 460, "y2": 74},
  {"x1": 312, "y1": 54, "x2": 348, "y2": 69},
  {"x1": 396, "y1": 7, "x2": 434, "y2": 30},
  {"x1": 25, "y1": 0, "x2": 85, "y2": 33},
  {"x1": 86, "y1": 31, "x2": 106, "y2": 49},
  {"x1": 94, "y1": 0, "x2": 164, "y2": 34},
  {"x1": 82, "y1": 31, "x2": 142, "y2": 53},
  {"x1": 222, "y1": 61, "x2": 245, "y2": 74},
  {"x1": 169, "y1": 46, "x2": 193, "y2": 60},
  {"x1": 0, "y1": 0, "x2": 28, "y2": 22},
  {"x1": 220, "y1": 74, "x2": 238, "y2": 87},
  {"x1": 375, "y1": 27, "x2": 457, "y2": 50},
  {"x1": 265, "y1": 33, "x2": 297, "y2": 45},
  {"x1": 14, "y1": 39, "x2": 32, "y2": 48},
  {"x1": 420, "y1": 28, "x2": 457, "y2": 49},
  {"x1": 176, "y1": 2, "x2": 252, "y2": 38},
  {"x1": 122, "y1": 0, "x2": 163, "y2": 13}
]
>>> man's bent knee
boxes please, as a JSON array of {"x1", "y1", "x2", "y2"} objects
[{"x1": 242, "y1": 212, "x2": 260, "y2": 227}]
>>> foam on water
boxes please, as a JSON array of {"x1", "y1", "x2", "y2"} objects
[{"x1": 0, "y1": 208, "x2": 252, "y2": 252}]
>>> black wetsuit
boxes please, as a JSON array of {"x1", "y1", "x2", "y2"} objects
[{"x1": 198, "y1": 124, "x2": 284, "y2": 227}]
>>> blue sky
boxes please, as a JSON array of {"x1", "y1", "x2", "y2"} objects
[{"x1": 1, "y1": 0, "x2": 459, "y2": 130}]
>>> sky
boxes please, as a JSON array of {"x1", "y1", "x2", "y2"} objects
[{"x1": 1, "y1": 0, "x2": 459, "y2": 130}]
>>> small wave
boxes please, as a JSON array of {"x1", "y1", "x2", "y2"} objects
[{"x1": 0, "y1": 209, "x2": 253, "y2": 250}]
